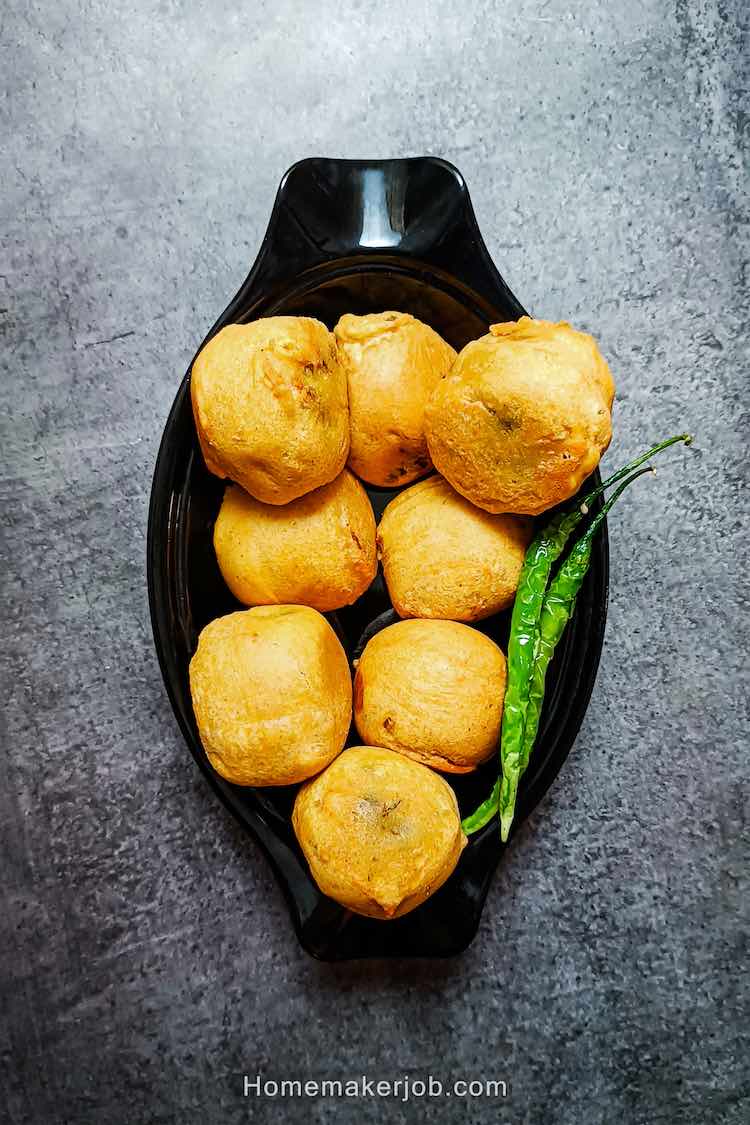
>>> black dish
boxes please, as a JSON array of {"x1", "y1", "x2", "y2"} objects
[{"x1": 147, "y1": 157, "x2": 609, "y2": 960}]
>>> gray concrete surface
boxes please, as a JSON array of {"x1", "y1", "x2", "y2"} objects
[{"x1": 1, "y1": 2, "x2": 748, "y2": 1123}]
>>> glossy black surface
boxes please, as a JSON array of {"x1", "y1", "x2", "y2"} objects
[{"x1": 147, "y1": 157, "x2": 609, "y2": 960}]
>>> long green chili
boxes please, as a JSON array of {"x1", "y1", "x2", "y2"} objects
[
  {"x1": 497, "y1": 466, "x2": 653, "y2": 841},
  {"x1": 460, "y1": 433, "x2": 692, "y2": 839}
]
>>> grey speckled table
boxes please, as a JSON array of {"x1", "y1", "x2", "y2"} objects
[{"x1": 2, "y1": 2, "x2": 748, "y2": 1123}]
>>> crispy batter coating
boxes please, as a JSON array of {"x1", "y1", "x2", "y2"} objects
[
  {"x1": 191, "y1": 317, "x2": 349, "y2": 504},
  {"x1": 354, "y1": 619, "x2": 507, "y2": 773},
  {"x1": 334, "y1": 311, "x2": 456, "y2": 487},
  {"x1": 378, "y1": 474, "x2": 532, "y2": 622},
  {"x1": 292, "y1": 745, "x2": 467, "y2": 918},
  {"x1": 214, "y1": 470, "x2": 377, "y2": 613},
  {"x1": 189, "y1": 606, "x2": 351, "y2": 786},
  {"x1": 424, "y1": 317, "x2": 615, "y2": 515}
]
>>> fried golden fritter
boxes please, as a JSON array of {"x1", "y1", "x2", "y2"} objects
[
  {"x1": 214, "y1": 470, "x2": 377, "y2": 613},
  {"x1": 292, "y1": 745, "x2": 466, "y2": 919},
  {"x1": 354, "y1": 619, "x2": 507, "y2": 773},
  {"x1": 378, "y1": 474, "x2": 532, "y2": 621},
  {"x1": 189, "y1": 606, "x2": 351, "y2": 786},
  {"x1": 424, "y1": 317, "x2": 614, "y2": 515},
  {"x1": 191, "y1": 317, "x2": 349, "y2": 504},
  {"x1": 334, "y1": 311, "x2": 455, "y2": 487}
]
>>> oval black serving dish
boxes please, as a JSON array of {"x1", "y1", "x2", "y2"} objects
[{"x1": 147, "y1": 157, "x2": 609, "y2": 961}]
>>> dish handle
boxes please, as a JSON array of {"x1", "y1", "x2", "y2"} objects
[{"x1": 217, "y1": 156, "x2": 526, "y2": 327}]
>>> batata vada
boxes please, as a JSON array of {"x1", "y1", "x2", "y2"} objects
[
  {"x1": 189, "y1": 606, "x2": 351, "y2": 786},
  {"x1": 354, "y1": 619, "x2": 507, "y2": 773},
  {"x1": 424, "y1": 317, "x2": 615, "y2": 515},
  {"x1": 191, "y1": 317, "x2": 349, "y2": 504},
  {"x1": 334, "y1": 311, "x2": 456, "y2": 487},
  {"x1": 377, "y1": 474, "x2": 532, "y2": 621},
  {"x1": 292, "y1": 745, "x2": 466, "y2": 918},
  {"x1": 213, "y1": 470, "x2": 377, "y2": 613}
]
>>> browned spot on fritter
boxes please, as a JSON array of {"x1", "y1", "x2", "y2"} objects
[{"x1": 385, "y1": 465, "x2": 408, "y2": 483}]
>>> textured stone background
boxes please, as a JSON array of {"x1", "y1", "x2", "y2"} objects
[{"x1": 1, "y1": 2, "x2": 748, "y2": 1123}]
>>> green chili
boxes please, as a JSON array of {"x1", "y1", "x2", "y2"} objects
[
  {"x1": 497, "y1": 465, "x2": 653, "y2": 841},
  {"x1": 514, "y1": 446, "x2": 693, "y2": 786},
  {"x1": 460, "y1": 433, "x2": 692, "y2": 839},
  {"x1": 461, "y1": 523, "x2": 563, "y2": 835}
]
